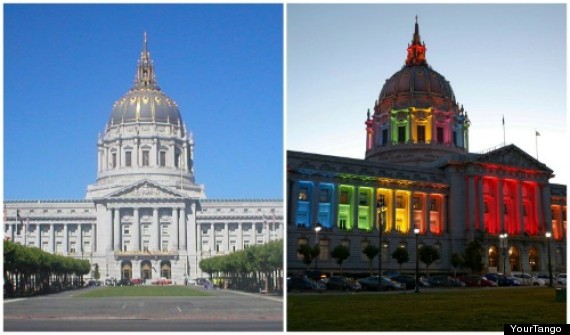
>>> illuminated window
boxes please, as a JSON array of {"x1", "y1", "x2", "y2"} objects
[
  {"x1": 417, "y1": 125, "x2": 425, "y2": 143},
  {"x1": 396, "y1": 196, "x2": 404, "y2": 209},
  {"x1": 298, "y1": 187, "x2": 309, "y2": 200},
  {"x1": 398, "y1": 125, "x2": 406, "y2": 143},
  {"x1": 359, "y1": 192, "x2": 369, "y2": 206},
  {"x1": 430, "y1": 198, "x2": 438, "y2": 212},
  {"x1": 413, "y1": 196, "x2": 422, "y2": 210},
  {"x1": 340, "y1": 191, "x2": 350, "y2": 204},
  {"x1": 319, "y1": 189, "x2": 329, "y2": 202},
  {"x1": 436, "y1": 127, "x2": 444, "y2": 143}
]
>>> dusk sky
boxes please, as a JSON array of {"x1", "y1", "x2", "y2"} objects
[
  {"x1": 287, "y1": 3, "x2": 567, "y2": 185},
  {"x1": 3, "y1": 4, "x2": 283, "y2": 200}
]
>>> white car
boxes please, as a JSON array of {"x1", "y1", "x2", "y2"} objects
[
  {"x1": 511, "y1": 272, "x2": 545, "y2": 286},
  {"x1": 556, "y1": 273, "x2": 566, "y2": 286}
]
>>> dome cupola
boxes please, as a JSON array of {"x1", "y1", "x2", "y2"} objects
[
  {"x1": 87, "y1": 33, "x2": 203, "y2": 200},
  {"x1": 364, "y1": 17, "x2": 470, "y2": 166}
]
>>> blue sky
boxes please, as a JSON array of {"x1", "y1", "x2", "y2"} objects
[
  {"x1": 3, "y1": 4, "x2": 283, "y2": 200},
  {"x1": 287, "y1": 3, "x2": 567, "y2": 185}
]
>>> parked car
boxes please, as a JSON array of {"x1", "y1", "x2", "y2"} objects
[
  {"x1": 511, "y1": 272, "x2": 545, "y2": 286},
  {"x1": 458, "y1": 275, "x2": 497, "y2": 287},
  {"x1": 391, "y1": 275, "x2": 420, "y2": 289},
  {"x1": 117, "y1": 278, "x2": 133, "y2": 286},
  {"x1": 427, "y1": 276, "x2": 466, "y2": 288},
  {"x1": 152, "y1": 277, "x2": 172, "y2": 285},
  {"x1": 357, "y1": 276, "x2": 404, "y2": 291},
  {"x1": 131, "y1": 278, "x2": 144, "y2": 285},
  {"x1": 321, "y1": 276, "x2": 351, "y2": 291},
  {"x1": 287, "y1": 277, "x2": 325, "y2": 292},
  {"x1": 556, "y1": 273, "x2": 566, "y2": 286},
  {"x1": 105, "y1": 278, "x2": 116, "y2": 286},
  {"x1": 485, "y1": 273, "x2": 520, "y2": 286}
]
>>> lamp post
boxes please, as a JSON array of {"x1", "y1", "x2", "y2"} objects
[
  {"x1": 377, "y1": 200, "x2": 387, "y2": 277},
  {"x1": 314, "y1": 224, "x2": 322, "y2": 272},
  {"x1": 414, "y1": 228, "x2": 420, "y2": 293},
  {"x1": 499, "y1": 233, "x2": 508, "y2": 275},
  {"x1": 545, "y1": 232, "x2": 553, "y2": 287}
]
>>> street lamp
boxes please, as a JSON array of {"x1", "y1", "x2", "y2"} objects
[
  {"x1": 545, "y1": 232, "x2": 553, "y2": 287},
  {"x1": 314, "y1": 224, "x2": 322, "y2": 272},
  {"x1": 377, "y1": 199, "x2": 387, "y2": 277},
  {"x1": 414, "y1": 228, "x2": 420, "y2": 293},
  {"x1": 499, "y1": 233, "x2": 508, "y2": 275}
]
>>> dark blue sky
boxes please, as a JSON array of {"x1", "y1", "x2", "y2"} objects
[{"x1": 3, "y1": 4, "x2": 283, "y2": 200}]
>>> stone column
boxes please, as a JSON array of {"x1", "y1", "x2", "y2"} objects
[
  {"x1": 8, "y1": 224, "x2": 13, "y2": 242},
  {"x1": 172, "y1": 208, "x2": 179, "y2": 251},
  {"x1": 152, "y1": 207, "x2": 159, "y2": 252},
  {"x1": 180, "y1": 207, "x2": 187, "y2": 250},
  {"x1": 540, "y1": 183, "x2": 551, "y2": 234},
  {"x1": 237, "y1": 222, "x2": 243, "y2": 251},
  {"x1": 49, "y1": 224, "x2": 55, "y2": 253},
  {"x1": 133, "y1": 208, "x2": 140, "y2": 251},
  {"x1": 63, "y1": 224, "x2": 68, "y2": 255},
  {"x1": 408, "y1": 191, "x2": 413, "y2": 233},
  {"x1": 224, "y1": 223, "x2": 230, "y2": 252},
  {"x1": 78, "y1": 224, "x2": 83, "y2": 255},
  {"x1": 114, "y1": 208, "x2": 121, "y2": 251},
  {"x1": 36, "y1": 224, "x2": 41, "y2": 248},
  {"x1": 441, "y1": 194, "x2": 447, "y2": 233},
  {"x1": 91, "y1": 223, "x2": 96, "y2": 253},
  {"x1": 477, "y1": 177, "x2": 485, "y2": 232},
  {"x1": 390, "y1": 189, "x2": 396, "y2": 233},
  {"x1": 106, "y1": 208, "x2": 113, "y2": 252}
]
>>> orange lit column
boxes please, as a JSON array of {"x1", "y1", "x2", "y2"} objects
[
  {"x1": 409, "y1": 191, "x2": 414, "y2": 233},
  {"x1": 440, "y1": 195, "x2": 446, "y2": 234},
  {"x1": 425, "y1": 193, "x2": 431, "y2": 234}
]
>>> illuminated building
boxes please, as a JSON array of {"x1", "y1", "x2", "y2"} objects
[
  {"x1": 4, "y1": 35, "x2": 283, "y2": 283},
  {"x1": 287, "y1": 20, "x2": 566, "y2": 276}
]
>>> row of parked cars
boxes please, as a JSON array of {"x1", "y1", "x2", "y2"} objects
[{"x1": 287, "y1": 272, "x2": 566, "y2": 293}]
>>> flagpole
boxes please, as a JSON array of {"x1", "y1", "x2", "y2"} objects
[
  {"x1": 535, "y1": 130, "x2": 540, "y2": 160},
  {"x1": 502, "y1": 115, "x2": 505, "y2": 146}
]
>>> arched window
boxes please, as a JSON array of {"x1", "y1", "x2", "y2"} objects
[
  {"x1": 528, "y1": 247, "x2": 539, "y2": 272},
  {"x1": 508, "y1": 246, "x2": 521, "y2": 272},
  {"x1": 161, "y1": 261, "x2": 171, "y2": 279},
  {"x1": 121, "y1": 260, "x2": 132, "y2": 280},
  {"x1": 140, "y1": 260, "x2": 152, "y2": 280},
  {"x1": 488, "y1": 245, "x2": 498, "y2": 268}
]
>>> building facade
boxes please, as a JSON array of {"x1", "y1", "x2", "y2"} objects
[
  {"x1": 4, "y1": 35, "x2": 283, "y2": 284},
  {"x1": 287, "y1": 20, "x2": 566, "y2": 276}
]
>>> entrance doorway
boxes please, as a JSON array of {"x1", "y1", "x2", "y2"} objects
[
  {"x1": 161, "y1": 261, "x2": 171, "y2": 279},
  {"x1": 141, "y1": 261, "x2": 152, "y2": 280},
  {"x1": 121, "y1": 261, "x2": 132, "y2": 280}
]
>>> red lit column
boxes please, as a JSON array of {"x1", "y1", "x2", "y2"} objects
[
  {"x1": 517, "y1": 181, "x2": 524, "y2": 235},
  {"x1": 498, "y1": 179, "x2": 505, "y2": 235},
  {"x1": 477, "y1": 177, "x2": 485, "y2": 232}
]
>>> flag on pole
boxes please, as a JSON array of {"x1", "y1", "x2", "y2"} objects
[
  {"x1": 536, "y1": 130, "x2": 541, "y2": 136},
  {"x1": 502, "y1": 115, "x2": 505, "y2": 125}
]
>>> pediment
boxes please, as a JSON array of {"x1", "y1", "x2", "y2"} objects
[
  {"x1": 109, "y1": 180, "x2": 183, "y2": 199},
  {"x1": 476, "y1": 145, "x2": 553, "y2": 173}
]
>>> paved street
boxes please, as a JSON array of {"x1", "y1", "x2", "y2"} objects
[{"x1": 3, "y1": 286, "x2": 283, "y2": 331}]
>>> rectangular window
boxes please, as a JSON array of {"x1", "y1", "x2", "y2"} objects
[
  {"x1": 112, "y1": 153, "x2": 117, "y2": 168},
  {"x1": 162, "y1": 240, "x2": 169, "y2": 251},
  {"x1": 125, "y1": 151, "x2": 132, "y2": 167},
  {"x1": 382, "y1": 128, "x2": 388, "y2": 145},
  {"x1": 298, "y1": 187, "x2": 309, "y2": 200},
  {"x1": 175, "y1": 152, "x2": 180, "y2": 168},
  {"x1": 142, "y1": 150, "x2": 150, "y2": 166},
  {"x1": 437, "y1": 127, "x2": 444, "y2": 143},
  {"x1": 70, "y1": 241, "x2": 76, "y2": 254},
  {"x1": 161, "y1": 224, "x2": 168, "y2": 235},
  {"x1": 160, "y1": 151, "x2": 166, "y2": 167},
  {"x1": 413, "y1": 196, "x2": 422, "y2": 210},
  {"x1": 430, "y1": 198, "x2": 439, "y2": 212},
  {"x1": 319, "y1": 188, "x2": 329, "y2": 203},
  {"x1": 340, "y1": 191, "x2": 349, "y2": 204},
  {"x1": 142, "y1": 225, "x2": 149, "y2": 235},
  {"x1": 123, "y1": 225, "x2": 130, "y2": 235},
  {"x1": 396, "y1": 196, "x2": 404, "y2": 209},
  {"x1": 143, "y1": 240, "x2": 149, "y2": 252},
  {"x1": 256, "y1": 224, "x2": 263, "y2": 234},
  {"x1": 398, "y1": 125, "x2": 406, "y2": 143},
  {"x1": 417, "y1": 125, "x2": 425, "y2": 143}
]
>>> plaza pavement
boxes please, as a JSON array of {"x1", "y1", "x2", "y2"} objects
[{"x1": 3, "y1": 286, "x2": 283, "y2": 331}]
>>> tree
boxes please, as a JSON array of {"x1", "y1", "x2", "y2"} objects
[
  {"x1": 331, "y1": 245, "x2": 351, "y2": 273},
  {"x1": 418, "y1": 245, "x2": 440, "y2": 276},
  {"x1": 450, "y1": 252, "x2": 465, "y2": 278},
  {"x1": 362, "y1": 244, "x2": 380, "y2": 275},
  {"x1": 297, "y1": 244, "x2": 319, "y2": 270},
  {"x1": 93, "y1": 263, "x2": 101, "y2": 280},
  {"x1": 391, "y1": 247, "x2": 409, "y2": 272},
  {"x1": 464, "y1": 235, "x2": 485, "y2": 274}
]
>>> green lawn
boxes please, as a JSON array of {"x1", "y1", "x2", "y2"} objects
[
  {"x1": 75, "y1": 285, "x2": 212, "y2": 298},
  {"x1": 287, "y1": 287, "x2": 567, "y2": 331}
]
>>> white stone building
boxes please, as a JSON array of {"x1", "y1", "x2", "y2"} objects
[{"x1": 4, "y1": 35, "x2": 283, "y2": 284}]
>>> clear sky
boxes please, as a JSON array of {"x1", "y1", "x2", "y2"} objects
[
  {"x1": 3, "y1": 4, "x2": 283, "y2": 200},
  {"x1": 287, "y1": 3, "x2": 567, "y2": 186}
]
